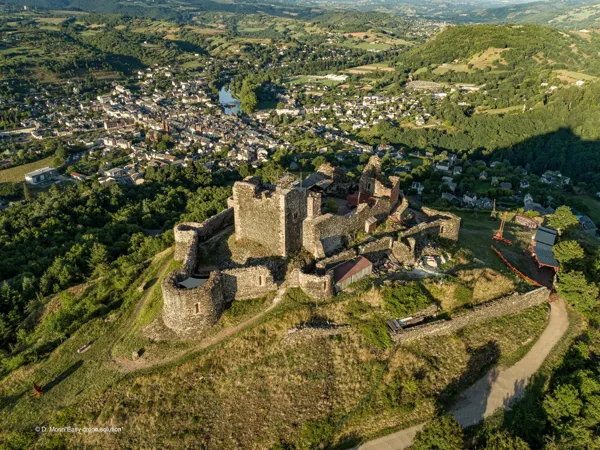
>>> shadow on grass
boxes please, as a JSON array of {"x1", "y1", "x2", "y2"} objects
[
  {"x1": 438, "y1": 340, "x2": 502, "y2": 413},
  {"x1": 42, "y1": 360, "x2": 84, "y2": 394}
]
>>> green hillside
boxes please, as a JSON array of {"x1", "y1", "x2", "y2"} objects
[{"x1": 401, "y1": 24, "x2": 599, "y2": 73}]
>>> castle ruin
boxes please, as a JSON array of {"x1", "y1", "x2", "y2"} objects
[{"x1": 162, "y1": 156, "x2": 461, "y2": 338}]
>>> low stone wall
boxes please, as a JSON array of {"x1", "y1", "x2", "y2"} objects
[
  {"x1": 421, "y1": 207, "x2": 461, "y2": 241},
  {"x1": 316, "y1": 249, "x2": 358, "y2": 272},
  {"x1": 161, "y1": 270, "x2": 226, "y2": 338},
  {"x1": 394, "y1": 287, "x2": 550, "y2": 343},
  {"x1": 221, "y1": 266, "x2": 277, "y2": 301},
  {"x1": 282, "y1": 326, "x2": 348, "y2": 346},
  {"x1": 287, "y1": 268, "x2": 335, "y2": 300},
  {"x1": 391, "y1": 237, "x2": 417, "y2": 265},
  {"x1": 359, "y1": 236, "x2": 393, "y2": 257}
]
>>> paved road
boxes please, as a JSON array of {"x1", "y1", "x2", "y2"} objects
[{"x1": 358, "y1": 299, "x2": 569, "y2": 450}]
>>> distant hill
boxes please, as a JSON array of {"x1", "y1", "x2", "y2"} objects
[
  {"x1": 4, "y1": 0, "x2": 317, "y2": 20},
  {"x1": 400, "y1": 24, "x2": 597, "y2": 72},
  {"x1": 464, "y1": 0, "x2": 600, "y2": 28}
]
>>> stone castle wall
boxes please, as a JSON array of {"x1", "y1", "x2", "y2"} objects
[
  {"x1": 233, "y1": 181, "x2": 284, "y2": 256},
  {"x1": 161, "y1": 270, "x2": 226, "y2": 338},
  {"x1": 358, "y1": 236, "x2": 394, "y2": 258},
  {"x1": 303, "y1": 198, "x2": 394, "y2": 258},
  {"x1": 222, "y1": 266, "x2": 277, "y2": 301},
  {"x1": 316, "y1": 249, "x2": 358, "y2": 272},
  {"x1": 282, "y1": 187, "x2": 308, "y2": 256},
  {"x1": 174, "y1": 207, "x2": 234, "y2": 267},
  {"x1": 287, "y1": 268, "x2": 335, "y2": 300},
  {"x1": 232, "y1": 181, "x2": 308, "y2": 257},
  {"x1": 421, "y1": 207, "x2": 461, "y2": 241},
  {"x1": 394, "y1": 287, "x2": 550, "y2": 343},
  {"x1": 391, "y1": 208, "x2": 460, "y2": 265}
]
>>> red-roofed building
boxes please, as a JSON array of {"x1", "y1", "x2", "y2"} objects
[{"x1": 332, "y1": 256, "x2": 373, "y2": 291}]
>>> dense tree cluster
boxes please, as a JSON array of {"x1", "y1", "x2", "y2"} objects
[{"x1": 0, "y1": 163, "x2": 232, "y2": 356}]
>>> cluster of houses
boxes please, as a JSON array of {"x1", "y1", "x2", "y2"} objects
[{"x1": 261, "y1": 87, "x2": 439, "y2": 130}]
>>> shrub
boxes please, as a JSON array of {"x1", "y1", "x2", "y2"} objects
[
  {"x1": 359, "y1": 317, "x2": 392, "y2": 349},
  {"x1": 299, "y1": 418, "x2": 334, "y2": 450},
  {"x1": 381, "y1": 282, "x2": 430, "y2": 317}
]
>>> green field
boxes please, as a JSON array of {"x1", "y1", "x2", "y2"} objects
[
  {"x1": 565, "y1": 194, "x2": 600, "y2": 225},
  {"x1": 0, "y1": 156, "x2": 55, "y2": 183}
]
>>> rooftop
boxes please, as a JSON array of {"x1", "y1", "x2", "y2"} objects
[
  {"x1": 535, "y1": 227, "x2": 557, "y2": 247},
  {"x1": 332, "y1": 256, "x2": 372, "y2": 284},
  {"x1": 25, "y1": 166, "x2": 56, "y2": 177}
]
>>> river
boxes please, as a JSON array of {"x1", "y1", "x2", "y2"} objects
[{"x1": 218, "y1": 86, "x2": 241, "y2": 115}]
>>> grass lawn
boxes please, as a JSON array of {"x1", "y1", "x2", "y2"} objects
[
  {"x1": 449, "y1": 210, "x2": 537, "y2": 284},
  {"x1": 565, "y1": 193, "x2": 600, "y2": 225},
  {"x1": 0, "y1": 156, "x2": 55, "y2": 183},
  {"x1": 407, "y1": 156, "x2": 424, "y2": 167},
  {"x1": 553, "y1": 69, "x2": 598, "y2": 83},
  {"x1": 433, "y1": 63, "x2": 472, "y2": 75},
  {"x1": 475, "y1": 105, "x2": 522, "y2": 115},
  {"x1": 288, "y1": 75, "x2": 342, "y2": 87}
]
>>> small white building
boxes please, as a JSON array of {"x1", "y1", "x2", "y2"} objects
[{"x1": 25, "y1": 167, "x2": 58, "y2": 185}]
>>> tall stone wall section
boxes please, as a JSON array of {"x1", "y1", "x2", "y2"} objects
[
  {"x1": 233, "y1": 181, "x2": 284, "y2": 256},
  {"x1": 232, "y1": 181, "x2": 308, "y2": 257},
  {"x1": 282, "y1": 187, "x2": 309, "y2": 256},
  {"x1": 174, "y1": 207, "x2": 235, "y2": 268},
  {"x1": 161, "y1": 270, "x2": 226, "y2": 338},
  {"x1": 164, "y1": 207, "x2": 238, "y2": 337},
  {"x1": 222, "y1": 266, "x2": 277, "y2": 301},
  {"x1": 395, "y1": 287, "x2": 550, "y2": 343}
]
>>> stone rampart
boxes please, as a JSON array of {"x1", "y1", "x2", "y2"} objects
[
  {"x1": 421, "y1": 207, "x2": 461, "y2": 241},
  {"x1": 394, "y1": 287, "x2": 550, "y2": 343},
  {"x1": 221, "y1": 266, "x2": 277, "y2": 301},
  {"x1": 391, "y1": 238, "x2": 417, "y2": 265},
  {"x1": 287, "y1": 268, "x2": 335, "y2": 300},
  {"x1": 174, "y1": 207, "x2": 234, "y2": 266},
  {"x1": 358, "y1": 236, "x2": 393, "y2": 257},
  {"x1": 161, "y1": 270, "x2": 226, "y2": 338},
  {"x1": 315, "y1": 249, "x2": 358, "y2": 272}
]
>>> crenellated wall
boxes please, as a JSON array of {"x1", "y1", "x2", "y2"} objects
[{"x1": 394, "y1": 287, "x2": 550, "y2": 343}]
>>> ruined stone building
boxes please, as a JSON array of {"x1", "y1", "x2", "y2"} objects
[{"x1": 161, "y1": 156, "x2": 461, "y2": 338}]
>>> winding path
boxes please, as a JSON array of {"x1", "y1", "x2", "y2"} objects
[
  {"x1": 111, "y1": 286, "x2": 286, "y2": 373},
  {"x1": 358, "y1": 298, "x2": 569, "y2": 450}
]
